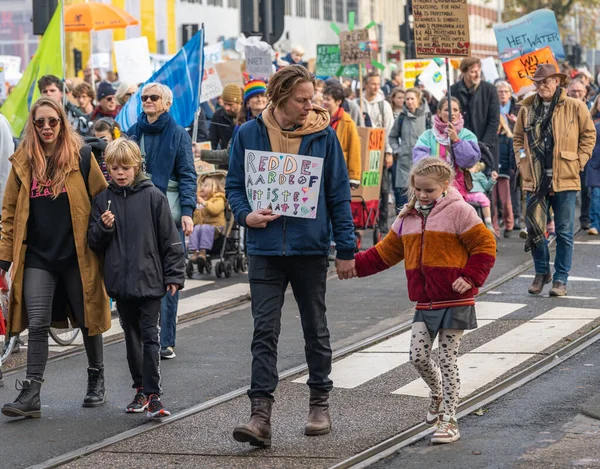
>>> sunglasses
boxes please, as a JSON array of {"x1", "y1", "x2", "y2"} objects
[
  {"x1": 33, "y1": 117, "x2": 60, "y2": 129},
  {"x1": 141, "y1": 94, "x2": 160, "y2": 102},
  {"x1": 105, "y1": 96, "x2": 115, "y2": 102}
]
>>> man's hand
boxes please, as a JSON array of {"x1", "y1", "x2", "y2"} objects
[
  {"x1": 385, "y1": 153, "x2": 394, "y2": 169},
  {"x1": 452, "y1": 277, "x2": 472, "y2": 294},
  {"x1": 246, "y1": 209, "x2": 280, "y2": 228},
  {"x1": 335, "y1": 258, "x2": 357, "y2": 280},
  {"x1": 101, "y1": 210, "x2": 114, "y2": 228},
  {"x1": 166, "y1": 284, "x2": 179, "y2": 296},
  {"x1": 181, "y1": 215, "x2": 194, "y2": 236},
  {"x1": 192, "y1": 142, "x2": 202, "y2": 159}
]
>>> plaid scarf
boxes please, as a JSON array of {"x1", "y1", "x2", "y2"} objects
[{"x1": 523, "y1": 89, "x2": 561, "y2": 252}]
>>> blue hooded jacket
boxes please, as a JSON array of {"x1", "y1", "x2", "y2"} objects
[{"x1": 226, "y1": 111, "x2": 356, "y2": 260}]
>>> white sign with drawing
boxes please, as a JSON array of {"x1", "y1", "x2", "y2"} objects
[
  {"x1": 245, "y1": 150, "x2": 324, "y2": 219},
  {"x1": 200, "y1": 61, "x2": 224, "y2": 103},
  {"x1": 114, "y1": 37, "x2": 153, "y2": 84}
]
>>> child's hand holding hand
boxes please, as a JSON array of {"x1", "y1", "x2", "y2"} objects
[
  {"x1": 166, "y1": 284, "x2": 179, "y2": 296},
  {"x1": 491, "y1": 171, "x2": 499, "y2": 181},
  {"x1": 101, "y1": 210, "x2": 115, "y2": 228},
  {"x1": 452, "y1": 277, "x2": 472, "y2": 294},
  {"x1": 197, "y1": 196, "x2": 206, "y2": 205}
]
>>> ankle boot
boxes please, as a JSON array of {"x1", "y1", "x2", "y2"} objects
[
  {"x1": 304, "y1": 389, "x2": 332, "y2": 436},
  {"x1": 232, "y1": 397, "x2": 272, "y2": 447},
  {"x1": 83, "y1": 367, "x2": 106, "y2": 407},
  {"x1": 1, "y1": 379, "x2": 42, "y2": 418}
]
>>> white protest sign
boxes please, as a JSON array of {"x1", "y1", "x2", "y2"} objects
[
  {"x1": 0, "y1": 56, "x2": 21, "y2": 75},
  {"x1": 200, "y1": 61, "x2": 224, "y2": 103},
  {"x1": 114, "y1": 37, "x2": 153, "y2": 84},
  {"x1": 481, "y1": 57, "x2": 499, "y2": 83},
  {"x1": 91, "y1": 52, "x2": 110, "y2": 69},
  {"x1": 245, "y1": 45, "x2": 273, "y2": 78},
  {"x1": 245, "y1": 150, "x2": 324, "y2": 219},
  {"x1": 149, "y1": 53, "x2": 174, "y2": 73},
  {"x1": 204, "y1": 42, "x2": 223, "y2": 63},
  {"x1": 416, "y1": 60, "x2": 447, "y2": 101},
  {"x1": 0, "y1": 64, "x2": 6, "y2": 101}
]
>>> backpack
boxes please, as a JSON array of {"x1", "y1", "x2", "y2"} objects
[{"x1": 363, "y1": 100, "x2": 385, "y2": 128}]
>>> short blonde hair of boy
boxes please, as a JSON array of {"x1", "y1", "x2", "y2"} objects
[{"x1": 104, "y1": 138, "x2": 143, "y2": 174}]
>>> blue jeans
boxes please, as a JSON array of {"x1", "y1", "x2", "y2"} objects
[
  {"x1": 529, "y1": 191, "x2": 577, "y2": 284},
  {"x1": 591, "y1": 187, "x2": 600, "y2": 231},
  {"x1": 160, "y1": 228, "x2": 185, "y2": 348}
]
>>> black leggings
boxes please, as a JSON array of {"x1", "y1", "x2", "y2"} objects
[{"x1": 23, "y1": 266, "x2": 104, "y2": 381}]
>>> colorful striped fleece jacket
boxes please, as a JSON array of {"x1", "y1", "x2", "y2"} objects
[{"x1": 355, "y1": 188, "x2": 496, "y2": 310}]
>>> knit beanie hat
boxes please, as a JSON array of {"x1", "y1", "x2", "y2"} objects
[
  {"x1": 221, "y1": 83, "x2": 242, "y2": 104},
  {"x1": 244, "y1": 80, "x2": 267, "y2": 102},
  {"x1": 97, "y1": 81, "x2": 116, "y2": 100}
]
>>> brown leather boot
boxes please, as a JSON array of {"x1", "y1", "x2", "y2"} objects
[
  {"x1": 232, "y1": 397, "x2": 272, "y2": 447},
  {"x1": 528, "y1": 274, "x2": 552, "y2": 295},
  {"x1": 304, "y1": 389, "x2": 332, "y2": 436}
]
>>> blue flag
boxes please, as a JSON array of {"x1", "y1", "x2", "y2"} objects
[{"x1": 117, "y1": 30, "x2": 204, "y2": 131}]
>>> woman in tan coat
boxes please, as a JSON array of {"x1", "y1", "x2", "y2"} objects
[{"x1": 1, "y1": 98, "x2": 111, "y2": 419}]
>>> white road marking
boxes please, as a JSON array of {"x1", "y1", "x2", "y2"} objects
[
  {"x1": 520, "y1": 275, "x2": 600, "y2": 282},
  {"x1": 486, "y1": 291, "x2": 503, "y2": 295},
  {"x1": 574, "y1": 241, "x2": 600, "y2": 245}
]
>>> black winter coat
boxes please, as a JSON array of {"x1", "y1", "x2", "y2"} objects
[
  {"x1": 451, "y1": 80, "x2": 500, "y2": 162},
  {"x1": 209, "y1": 107, "x2": 235, "y2": 150},
  {"x1": 88, "y1": 176, "x2": 185, "y2": 300}
]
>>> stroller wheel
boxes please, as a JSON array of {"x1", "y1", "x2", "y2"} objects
[
  {"x1": 186, "y1": 261, "x2": 194, "y2": 279},
  {"x1": 205, "y1": 259, "x2": 213, "y2": 273},
  {"x1": 224, "y1": 261, "x2": 233, "y2": 278},
  {"x1": 233, "y1": 255, "x2": 241, "y2": 273},
  {"x1": 215, "y1": 261, "x2": 225, "y2": 278},
  {"x1": 241, "y1": 256, "x2": 248, "y2": 272}
]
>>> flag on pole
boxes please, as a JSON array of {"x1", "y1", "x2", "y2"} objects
[
  {"x1": 0, "y1": 2, "x2": 64, "y2": 137},
  {"x1": 116, "y1": 29, "x2": 204, "y2": 131}
]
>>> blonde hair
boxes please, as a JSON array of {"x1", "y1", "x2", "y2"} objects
[
  {"x1": 23, "y1": 97, "x2": 83, "y2": 198},
  {"x1": 104, "y1": 138, "x2": 143, "y2": 174},
  {"x1": 199, "y1": 175, "x2": 225, "y2": 199},
  {"x1": 498, "y1": 114, "x2": 513, "y2": 138},
  {"x1": 399, "y1": 158, "x2": 455, "y2": 218}
]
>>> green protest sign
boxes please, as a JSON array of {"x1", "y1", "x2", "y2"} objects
[{"x1": 316, "y1": 44, "x2": 359, "y2": 77}]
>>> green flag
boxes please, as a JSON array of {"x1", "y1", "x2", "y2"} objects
[{"x1": 1, "y1": 2, "x2": 63, "y2": 137}]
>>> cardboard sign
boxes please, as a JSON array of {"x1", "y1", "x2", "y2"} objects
[
  {"x1": 215, "y1": 60, "x2": 245, "y2": 88},
  {"x1": 339, "y1": 29, "x2": 373, "y2": 66},
  {"x1": 244, "y1": 150, "x2": 324, "y2": 219},
  {"x1": 402, "y1": 59, "x2": 434, "y2": 89},
  {"x1": 245, "y1": 45, "x2": 273, "y2": 79},
  {"x1": 494, "y1": 9, "x2": 564, "y2": 63},
  {"x1": 200, "y1": 62, "x2": 224, "y2": 103},
  {"x1": 502, "y1": 46, "x2": 558, "y2": 93},
  {"x1": 114, "y1": 37, "x2": 153, "y2": 85},
  {"x1": 412, "y1": 0, "x2": 471, "y2": 58},
  {"x1": 351, "y1": 127, "x2": 385, "y2": 202},
  {"x1": 316, "y1": 44, "x2": 360, "y2": 77}
]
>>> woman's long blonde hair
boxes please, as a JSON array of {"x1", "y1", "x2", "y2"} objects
[
  {"x1": 399, "y1": 158, "x2": 455, "y2": 218},
  {"x1": 498, "y1": 114, "x2": 513, "y2": 138},
  {"x1": 23, "y1": 98, "x2": 83, "y2": 198}
]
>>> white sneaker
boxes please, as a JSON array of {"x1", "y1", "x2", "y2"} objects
[
  {"x1": 425, "y1": 395, "x2": 442, "y2": 425},
  {"x1": 431, "y1": 415, "x2": 460, "y2": 444}
]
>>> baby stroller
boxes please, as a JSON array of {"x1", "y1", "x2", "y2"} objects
[
  {"x1": 351, "y1": 195, "x2": 383, "y2": 252},
  {"x1": 185, "y1": 171, "x2": 247, "y2": 279}
]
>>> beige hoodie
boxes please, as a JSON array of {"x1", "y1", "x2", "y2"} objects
[{"x1": 262, "y1": 104, "x2": 330, "y2": 155}]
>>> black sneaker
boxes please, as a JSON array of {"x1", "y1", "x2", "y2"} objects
[
  {"x1": 160, "y1": 347, "x2": 176, "y2": 360},
  {"x1": 125, "y1": 387, "x2": 148, "y2": 413},
  {"x1": 147, "y1": 394, "x2": 170, "y2": 420},
  {"x1": 0, "y1": 369, "x2": 4, "y2": 388}
]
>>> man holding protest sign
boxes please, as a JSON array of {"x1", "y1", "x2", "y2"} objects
[
  {"x1": 513, "y1": 64, "x2": 596, "y2": 297},
  {"x1": 227, "y1": 65, "x2": 355, "y2": 447}
]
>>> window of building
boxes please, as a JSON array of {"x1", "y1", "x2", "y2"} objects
[
  {"x1": 285, "y1": 0, "x2": 293, "y2": 15},
  {"x1": 323, "y1": 0, "x2": 332, "y2": 20},
  {"x1": 346, "y1": 0, "x2": 358, "y2": 23},
  {"x1": 296, "y1": 0, "x2": 306, "y2": 17},
  {"x1": 335, "y1": 0, "x2": 344, "y2": 22},
  {"x1": 227, "y1": 0, "x2": 238, "y2": 7},
  {"x1": 310, "y1": 0, "x2": 319, "y2": 19},
  {"x1": 207, "y1": 0, "x2": 223, "y2": 5}
]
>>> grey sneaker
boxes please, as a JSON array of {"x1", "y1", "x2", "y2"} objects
[{"x1": 160, "y1": 347, "x2": 176, "y2": 360}]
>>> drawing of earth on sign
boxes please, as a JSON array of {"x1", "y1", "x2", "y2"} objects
[
  {"x1": 244, "y1": 150, "x2": 324, "y2": 219},
  {"x1": 432, "y1": 71, "x2": 443, "y2": 83}
]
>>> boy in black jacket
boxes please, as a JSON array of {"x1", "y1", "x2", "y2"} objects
[{"x1": 88, "y1": 138, "x2": 185, "y2": 419}]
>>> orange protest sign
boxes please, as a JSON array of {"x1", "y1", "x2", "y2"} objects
[{"x1": 502, "y1": 46, "x2": 559, "y2": 92}]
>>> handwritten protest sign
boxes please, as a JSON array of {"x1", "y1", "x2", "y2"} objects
[
  {"x1": 114, "y1": 37, "x2": 153, "y2": 84},
  {"x1": 412, "y1": 0, "x2": 471, "y2": 58},
  {"x1": 403, "y1": 59, "x2": 433, "y2": 88},
  {"x1": 316, "y1": 44, "x2": 359, "y2": 77},
  {"x1": 502, "y1": 46, "x2": 558, "y2": 93},
  {"x1": 245, "y1": 150, "x2": 324, "y2": 219},
  {"x1": 494, "y1": 9, "x2": 564, "y2": 63},
  {"x1": 215, "y1": 60, "x2": 245, "y2": 87},
  {"x1": 200, "y1": 62, "x2": 224, "y2": 103},
  {"x1": 340, "y1": 29, "x2": 373, "y2": 66},
  {"x1": 245, "y1": 45, "x2": 273, "y2": 78}
]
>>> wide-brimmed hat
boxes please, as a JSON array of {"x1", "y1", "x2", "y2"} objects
[{"x1": 528, "y1": 63, "x2": 566, "y2": 82}]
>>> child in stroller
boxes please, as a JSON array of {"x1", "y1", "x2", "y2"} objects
[{"x1": 189, "y1": 172, "x2": 226, "y2": 265}]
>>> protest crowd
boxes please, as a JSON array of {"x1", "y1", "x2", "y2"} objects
[{"x1": 0, "y1": 4, "x2": 599, "y2": 462}]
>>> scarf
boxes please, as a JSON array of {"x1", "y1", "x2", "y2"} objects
[
  {"x1": 500, "y1": 101, "x2": 511, "y2": 117},
  {"x1": 523, "y1": 89, "x2": 561, "y2": 252},
  {"x1": 130, "y1": 112, "x2": 179, "y2": 193},
  {"x1": 432, "y1": 114, "x2": 464, "y2": 146},
  {"x1": 330, "y1": 106, "x2": 344, "y2": 131},
  {"x1": 90, "y1": 105, "x2": 120, "y2": 121}
]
